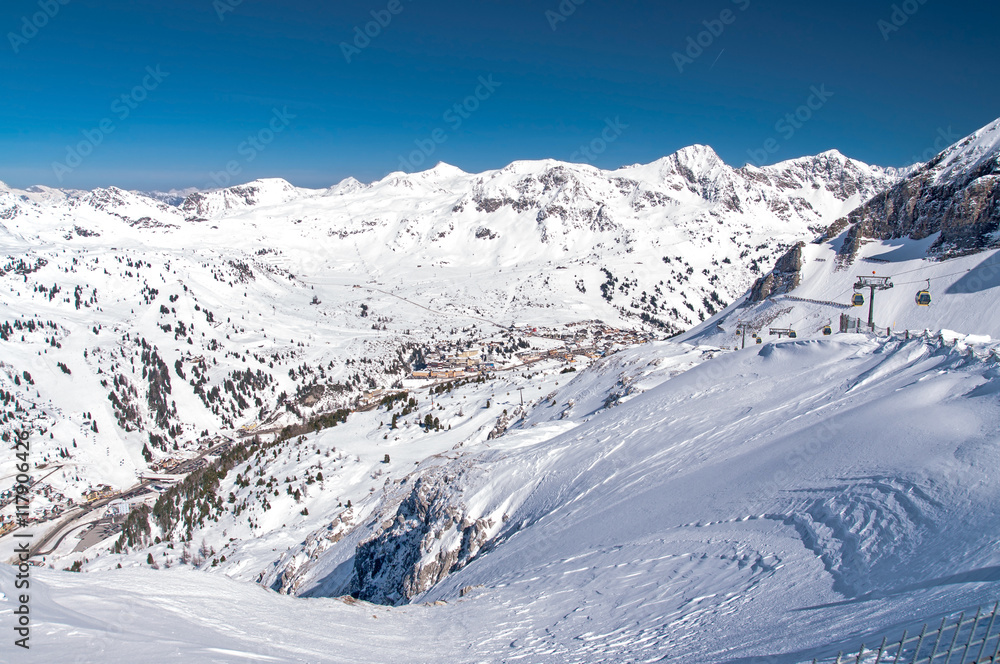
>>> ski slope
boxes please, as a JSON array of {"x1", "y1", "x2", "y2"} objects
[
  {"x1": 689, "y1": 240, "x2": 1000, "y2": 351},
  {"x1": 5, "y1": 332, "x2": 1000, "y2": 663},
  {"x1": 4, "y1": 118, "x2": 1000, "y2": 663}
]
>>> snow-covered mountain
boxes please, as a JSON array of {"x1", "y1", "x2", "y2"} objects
[
  {"x1": 830, "y1": 118, "x2": 1000, "y2": 259},
  {"x1": 0, "y1": 147, "x2": 900, "y2": 503},
  {"x1": 1, "y1": 147, "x2": 899, "y2": 331},
  {"x1": 7, "y1": 123, "x2": 1000, "y2": 663},
  {"x1": 178, "y1": 178, "x2": 303, "y2": 220}
]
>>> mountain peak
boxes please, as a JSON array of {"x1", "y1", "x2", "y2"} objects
[
  {"x1": 426, "y1": 162, "x2": 467, "y2": 176},
  {"x1": 179, "y1": 177, "x2": 302, "y2": 219},
  {"x1": 816, "y1": 149, "x2": 847, "y2": 160},
  {"x1": 671, "y1": 144, "x2": 722, "y2": 161},
  {"x1": 765, "y1": 150, "x2": 858, "y2": 171},
  {"x1": 329, "y1": 176, "x2": 365, "y2": 195},
  {"x1": 630, "y1": 144, "x2": 729, "y2": 184},
  {"x1": 832, "y1": 115, "x2": 1000, "y2": 259},
  {"x1": 929, "y1": 116, "x2": 1000, "y2": 183},
  {"x1": 500, "y1": 158, "x2": 567, "y2": 175},
  {"x1": 227, "y1": 177, "x2": 295, "y2": 192}
]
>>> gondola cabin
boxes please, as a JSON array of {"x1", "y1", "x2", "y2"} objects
[
  {"x1": 823, "y1": 326, "x2": 832, "y2": 336},
  {"x1": 788, "y1": 331, "x2": 797, "y2": 339},
  {"x1": 852, "y1": 293, "x2": 865, "y2": 307},
  {"x1": 915, "y1": 290, "x2": 932, "y2": 306}
]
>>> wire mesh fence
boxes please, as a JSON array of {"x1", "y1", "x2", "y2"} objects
[
  {"x1": 839, "y1": 313, "x2": 865, "y2": 333},
  {"x1": 815, "y1": 602, "x2": 1000, "y2": 664}
]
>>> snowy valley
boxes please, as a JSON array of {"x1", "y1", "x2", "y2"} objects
[{"x1": 2, "y1": 117, "x2": 1000, "y2": 663}]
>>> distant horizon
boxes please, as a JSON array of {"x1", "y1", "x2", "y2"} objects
[{"x1": 0, "y1": 132, "x2": 966, "y2": 194}]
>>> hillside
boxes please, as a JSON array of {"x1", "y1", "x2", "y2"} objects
[
  {"x1": 830, "y1": 117, "x2": 1000, "y2": 260},
  {"x1": 709, "y1": 119, "x2": 1000, "y2": 352},
  {"x1": 5, "y1": 124, "x2": 1000, "y2": 663},
  {"x1": 5, "y1": 331, "x2": 1000, "y2": 663},
  {"x1": 0, "y1": 147, "x2": 898, "y2": 517}
]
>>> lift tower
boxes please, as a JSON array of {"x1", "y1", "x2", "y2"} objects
[
  {"x1": 853, "y1": 274, "x2": 893, "y2": 331},
  {"x1": 736, "y1": 322, "x2": 754, "y2": 349}
]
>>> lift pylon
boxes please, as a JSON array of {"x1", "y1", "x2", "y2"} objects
[
  {"x1": 853, "y1": 274, "x2": 893, "y2": 331},
  {"x1": 736, "y1": 322, "x2": 754, "y2": 349}
]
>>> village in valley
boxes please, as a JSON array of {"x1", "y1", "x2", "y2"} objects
[
  {"x1": 407, "y1": 320, "x2": 657, "y2": 380},
  {"x1": 1, "y1": 315, "x2": 661, "y2": 564}
]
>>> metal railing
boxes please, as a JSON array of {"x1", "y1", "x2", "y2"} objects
[
  {"x1": 817, "y1": 602, "x2": 1000, "y2": 664},
  {"x1": 778, "y1": 295, "x2": 853, "y2": 309}
]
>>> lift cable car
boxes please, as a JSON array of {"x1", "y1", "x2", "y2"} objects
[
  {"x1": 823, "y1": 325, "x2": 833, "y2": 336},
  {"x1": 852, "y1": 292, "x2": 865, "y2": 307},
  {"x1": 915, "y1": 279, "x2": 932, "y2": 307}
]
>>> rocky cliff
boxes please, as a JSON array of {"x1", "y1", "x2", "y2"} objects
[{"x1": 831, "y1": 118, "x2": 1000, "y2": 261}]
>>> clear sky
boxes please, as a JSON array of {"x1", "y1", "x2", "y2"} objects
[{"x1": 1, "y1": 0, "x2": 998, "y2": 190}]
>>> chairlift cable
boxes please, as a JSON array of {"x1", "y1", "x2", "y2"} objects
[{"x1": 892, "y1": 268, "x2": 972, "y2": 286}]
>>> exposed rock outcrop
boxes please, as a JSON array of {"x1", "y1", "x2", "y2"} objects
[
  {"x1": 748, "y1": 242, "x2": 805, "y2": 302},
  {"x1": 351, "y1": 470, "x2": 493, "y2": 605},
  {"x1": 832, "y1": 119, "x2": 1000, "y2": 261}
]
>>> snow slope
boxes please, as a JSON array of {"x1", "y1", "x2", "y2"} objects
[
  {"x1": 5, "y1": 334, "x2": 1000, "y2": 663},
  {"x1": 0, "y1": 143, "x2": 902, "y2": 524},
  {"x1": 6, "y1": 124, "x2": 1000, "y2": 663}
]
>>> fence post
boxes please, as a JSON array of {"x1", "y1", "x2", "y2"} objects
[
  {"x1": 856, "y1": 644, "x2": 866, "y2": 664},
  {"x1": 942, "y1": 611, "x2": 964, "y2": 664},
  {"x1": 957, "y1": 606, "x2": 981, "y2": 664},
  {"x1": 928, "y1": 616, "x2": 949, "y2": 662},
  {"x1": 894, "y1": 629, "x2": 909, "y2": 664},
  {"x1": 975, "y1": 603, "x2": 999, "y2": 663},
  {"x1": 873, "y1": 636, "x2": 887, "y2": 664},
  {"x1": 912, "y1": 624, "x2": 928, "y2": 664}
]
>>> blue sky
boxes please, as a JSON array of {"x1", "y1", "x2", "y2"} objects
[{"x1": 1, "y1": 0, "x2": 998, "y2": 190}]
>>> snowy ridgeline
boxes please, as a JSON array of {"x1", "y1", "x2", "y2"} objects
[
  {"x1": 0, "y1": 143, "x2": 905, "y2": 538},
  {"x1": 3, "y1": 330, "x2": 1000, "y2": 663},
  {"x1": 2, "y1": 119, "x2": 1000, "y2": 662}
]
